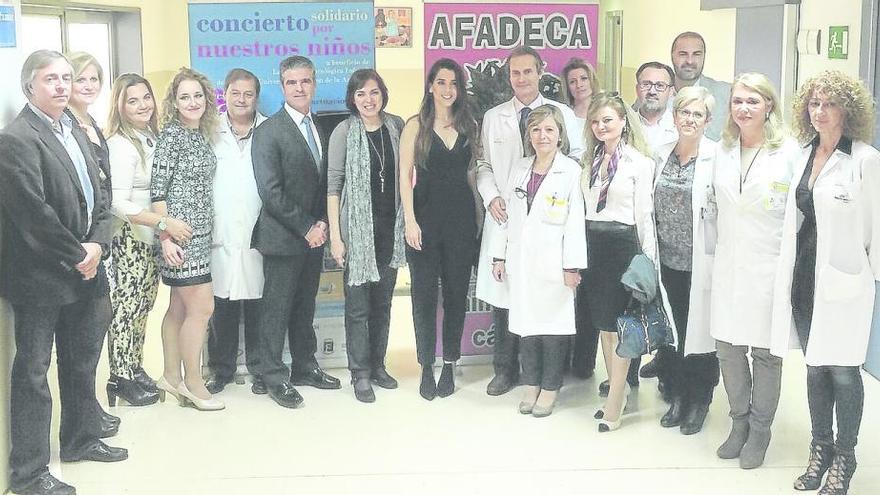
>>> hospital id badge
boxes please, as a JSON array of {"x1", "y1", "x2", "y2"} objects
[
  {"x1": 542, "y1": 194, "x2": 568, "y2": 225},
  {"x1": 764, "y1": 181, "x2": 789, "y2": 210}
]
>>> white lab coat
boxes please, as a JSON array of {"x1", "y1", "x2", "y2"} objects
[
  {"x1": 490, "y1": 153, "x2": 587, "y2": 336},
  {"x1": 475, "y1": 96, "x2": 585, "y2": 308},
  {"x1": 770, "y1": 140, "x2": 880, "y2": 366},
  {"x1": 211, "y1": 113, "x2": 267, "y2": 300},
  {"x1": 710, "y1": 137, "x2": 801, "y2": 348},
  {"x1": 654, "y1": 137, "x2": 718, "y2": 355}
]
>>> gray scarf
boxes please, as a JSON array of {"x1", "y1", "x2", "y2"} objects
[{"x1": 344, "y1": 114, "x2": 406, "y2": 286}]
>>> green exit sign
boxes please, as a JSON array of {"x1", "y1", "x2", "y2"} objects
[{"x1": 828, "y1": 26, "x2": 849, "y2": 59}]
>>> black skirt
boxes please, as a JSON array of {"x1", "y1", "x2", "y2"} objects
[{"x1": 583, "y1": 221, "x2": 640, "y2": 331}]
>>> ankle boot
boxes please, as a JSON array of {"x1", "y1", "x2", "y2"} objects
[
  {"x1": 717, "y1": 420, "x2": 750, "y2": 459},
  {"x1": 818, "y1": 451, "x2": 857, "y2": 495},
  {"x1": 132, "y1": 366, "x2": 158, "y2": 393},
  {"x1": 660, "y1": 395, "x2": 685, "y2": 428},
  {"x1": 419, "y1": 365, "x2": 436, "y2": 401},
  {"x1": 739, "y1": 427, "x2": 772, "y2": 469},
  {"x1": 107, "y1": 375, "x2": 160, "y2": 407},
  {"x1": 794, "y1": 442, "x2": 834, "y2": 491},
  {"x1": 437, "y1": 362, "x2": 455, "y2": 397},
  {"x1": 680, "y1": 393, "x2": 711, "y2": 435}
]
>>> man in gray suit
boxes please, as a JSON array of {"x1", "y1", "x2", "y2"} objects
[
  {"x1": 252, "y1": 55, "x2": 341, "y2": 409},
  {"x1": 670, "y1": 32, "x2": 731, "y2": 142},
  {"x1": 0, "y1": 50, "x2": 127, "y2": 495}
]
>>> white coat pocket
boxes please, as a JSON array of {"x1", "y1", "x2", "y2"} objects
[
  {"x1": 541, "y1": 193, "x2": 568, "y2": 225},
  {"x1": 820, "y1": 265, "x2": 868, "y2": 302}
]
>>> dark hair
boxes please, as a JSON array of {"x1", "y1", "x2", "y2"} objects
[
  {"x1": 506, "y1": 46, "x2": 544, "y2": 73},
  {"x1": 278, "y1": 55, "x2": 315, "y2": 83},
  {"x1": 635, "y1": 61, "x2": 675, "y2": 84},
  {"x1": 671, "y1": 32, "x2": 706, "y2": 53},
  {"x1": 224, "y1": 68, "x2": 260, "y2": 96},
  {"x1": 411, "y1": 58, "x2": 479, "y2": 169},
  {"x1": 344, "y1": 69, "x2": 389, "y2": 114}
]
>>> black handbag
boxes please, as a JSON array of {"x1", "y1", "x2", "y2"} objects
[{"x1": 615, "y1": 296, "x2": 674, "y2": 359}]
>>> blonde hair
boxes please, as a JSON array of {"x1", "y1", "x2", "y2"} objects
[
  {"x1": 65, "y1": 51, "x2": 103, "y2": 123},
  {"x1": 523, "y1": 104, "x2": 570, "y2": 157},
  {"x1": 791, "y1": 70, "x2": 875, "y2": 144},
  {"x1": 160, "y1": 67, "x2": 218, "y2": 139},
  {"x1": 106, "y1": 73, "x2": 159, "y2": 167},
  {"x1": 560, "y1": 58, "x2": 600, "y2": 106},
  {"x1": 672, "y1": 85, "x2": 715, "y2": 117},
  {"x1": 721, "y1": 73, "x2": 786, "y2": 151},
  {"x1": 580, "y1": 91, "x2": 653, "y2": 167}
]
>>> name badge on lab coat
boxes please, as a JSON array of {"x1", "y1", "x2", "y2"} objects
[
  {"x1": 542, "y1": 194, "x2": 568, "y2": 225},
  {"x1": 765, "y1": 181, "x2": 789, "y2": 210}
]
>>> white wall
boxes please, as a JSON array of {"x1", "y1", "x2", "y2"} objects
[{"x1": 796, "y1": 0, "x2": 863, "y2": 86}]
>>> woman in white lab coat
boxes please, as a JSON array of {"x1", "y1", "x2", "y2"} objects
[
  {"x1": 490, "y1": 105, "x2": 587, "y2": 417},
  {"x1": 711, "y1": 73, "x2": 801, "y2": 469},
  {"x1": 652, "y1": 86, "x2": 719, "y2": 435},
  {"x1": 580, "y1": 92, "x2": 657, "y2": 432},
  {"x1": 770, "y1": 71, "x2": 880, "y2": 495}
]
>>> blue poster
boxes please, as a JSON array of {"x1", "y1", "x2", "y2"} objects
[
  {"x1": 0, "y1": 5, "x2": 16, "y2": 49},
  {"x1": 188, "y1": 1, "x2": 375, "y2": 115}
]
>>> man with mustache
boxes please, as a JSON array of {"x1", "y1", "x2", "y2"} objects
[
  {"x1": 633, "y1": 61, "x2": 678, "y2": 152},
  {"x1": 670, "y1": 31, "x2": 730, "y2": 142}
]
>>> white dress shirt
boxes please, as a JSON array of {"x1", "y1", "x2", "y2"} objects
[{"x1": 284, "y1": 102, "x2": 323, "y2": 160}]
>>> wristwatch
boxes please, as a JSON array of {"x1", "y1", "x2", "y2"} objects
[{"x1": 157, "y1": 217, "x2": 168, "y2": 231}]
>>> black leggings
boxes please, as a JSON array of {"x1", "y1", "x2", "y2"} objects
[{"x1": 807, "y1": 365, "x2": 864, "y2": 453}]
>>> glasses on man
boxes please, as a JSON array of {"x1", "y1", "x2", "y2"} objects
[
  {"x1": 637, "y1": 81, "x2": 670, "y2": 92},
  {"x1": 676, "y1": 108, "x2": 707, "y2": 121}
]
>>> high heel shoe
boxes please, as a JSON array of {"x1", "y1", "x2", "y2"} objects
[
  {"x1": 817, "y1": 451, "x2": 856, "y2": 495},
  {"x1": 532, "y1": 389, "x2": 557, "y2": 418},
  {"x1": 594, "y1": 384, "x2": 630, "y2": 421},
  {"x1": 156, "y1": 376, "x2": 181, "y2": 403},
  {"x1": 597, "y1": 384, "x2": 630, "y2": 431},
  {"x1": 794, "y1": 442, "x2": 833, "y2": 491},
  {"x1": 132, "y1": 366, "x2": 159, "y2": 393},
  {"x1": 107, "y1": 375, "x2": 159, "y2": 407},
  {"x1": 176, "y1": 382, "x2": 225, "y2": 411}
]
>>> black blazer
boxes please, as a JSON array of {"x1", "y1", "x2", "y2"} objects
[
  {"x1": 251, "y1": 107, "x2": 328, "y2": 256},
  {"x1": 0, "y1": 105, "x2": 113, "y2": 306}
]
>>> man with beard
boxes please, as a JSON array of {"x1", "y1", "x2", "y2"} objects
[
  {"x1": 670, "y1": 31, "x2": 730, "y2": 141},
  {"x1": 633, "y1": 61, "x2": 678, "y2": 152}
]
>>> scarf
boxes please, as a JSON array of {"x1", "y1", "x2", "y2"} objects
[
  {"x1": 589, "y1": 142, "x2": 623, "y2": 213},
  {"x1": 344, "y1": 114, "x2": 406, "y2": 286}
]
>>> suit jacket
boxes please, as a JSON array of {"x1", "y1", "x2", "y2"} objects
[
  {"x1": 0, "y1": 105, "x2": 113, "y2": 306},
  {"x1": 251, "y1": 106, "x2": 328, "y2": 256}
]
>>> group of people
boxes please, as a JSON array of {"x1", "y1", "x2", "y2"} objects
[{"x1": 0, "y1": 28, "x2": 876, "y2": 495}]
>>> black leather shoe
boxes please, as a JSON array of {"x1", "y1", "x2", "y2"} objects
[
  {"x1": 251, "y1": 375, "x2": 268, "y2": 395},
  {"x1": 13, "y1": 472, "x2": 76, "y2": 495},
  {"x1": 437, "y1": 363, "x2": 455, "y2": 397},
  {"x1": 98, "y1": 416, "x2": 118, "y2": 439},
  {"x1": 268, "y1": 382, "x2": 304, "y2": 409},
  {"x1": 291, "y1": 367, "x2": 341, "y2": 390},
  {"x1": 681, "y1": 398, "x2": 711, "y2": 435},
  {"x1": 107, "y1": 375, "x2": 159, "y2": 407},
  {"x1": 61, "y1": 441, "x2": 128, "y2": 463},
  {"x1": 639, "y1": 358, "x2": 661, "y2": 378},
  {"x1": 205, "y1": 375, "x2": 233, "y2": 395},
  {"x1": 131, "y1": 366, "x2": 158, "y2": 393},
  {"x1": 100, "y1": 409, "x2": 120, "y2": 428},
  {"x1": 419, "y1": 365, "x2": 436, "y2": 401},
  {"x1": 371, "y1": 368, "x2": 399, "y2": 389},
  {"x1": 352, "y1": 378, "x2": 375, "y2": 403},
  {"x1": 660, "y1": 396, "x2": 685, "y2": 428},
  {"x1": 486, "y1": 373, "x2": 517, "y2": 396}
]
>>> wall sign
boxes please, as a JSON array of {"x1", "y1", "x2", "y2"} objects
[
  {"x1": 828, "y1": 25, "x2": 848, "y2": 60},
  {"x1": 0, "y1": 5, "x2": 16, "y2": 48}
]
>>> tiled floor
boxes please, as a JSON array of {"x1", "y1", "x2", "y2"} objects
[{"x1": 36, "y1": 286, "x2": 879, "y2": 495}]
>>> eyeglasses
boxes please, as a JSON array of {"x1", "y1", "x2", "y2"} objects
[
  {"x1": 676, "y1": 108, "x2": 707, "y2": 121},
  {"x1": 638, "y1": 81, "x2": 671, "y2": 92},
  {"x1": 514, "y1": 187, "x2": 528, "y2": 200}
]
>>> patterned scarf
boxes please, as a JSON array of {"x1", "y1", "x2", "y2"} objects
[
  {"x1": 589, "y1": 142, "x2": 623, "y2": 213},
  {"x1": 344, "y1": 114, "x2": 406, "y2": 286}
]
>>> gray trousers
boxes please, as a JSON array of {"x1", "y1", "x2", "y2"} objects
[{"x1": 716, "y1": 340, "x2": 782, "y2": 432}]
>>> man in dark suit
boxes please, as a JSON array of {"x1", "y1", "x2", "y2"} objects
[
  {"x1": 251, "y1": 55, "x2": 341, "y2": 409},
  {"x1": 0, "y1": 50, "x2": 128, "y2": 495}
]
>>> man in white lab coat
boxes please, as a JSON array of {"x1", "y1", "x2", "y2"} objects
[{"x1": 476, "y1": 46, "x2": 585, "y2": 396}]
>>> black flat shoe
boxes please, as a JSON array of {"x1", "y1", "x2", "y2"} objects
[
  {"x1": 107, "y1": 375, "x2": 159, "y2": 407},
  {"x1": 268, "y1": 382, "x2": 304, "y2": 409},
  {"x1": 61, "y1": 441, "x2": 128, "y2": 463},
  {"x1": 100, "y1": 409, "x2": 120, "y2": 427},
  {"x1": 205, "y1": 375, "x2": 233, "y2": 394},
  {"x1": 437, "y1": 363, "x2": 455, "y2": 397},
  {"x1": 371, "y1": 368, "x2": 399, "y2": 389},
  {"x1": 420, "y1": 365, "x2": 436, "y2": 401},
  {"x1": 13, "y1": 472, "x2": 76, "y2": 495},
  {"x1": 131, "y1": 366, "x2": 158, "y2": 393},
  {"x1": 251, "y1": 375, "x2": 268, "y2": 395},
  {"x1": 291, "y1": 367, "x2": 341, "y2": 390},
  {"x1": 352, "y1": 377, "x2": 375, "y2": 403}
]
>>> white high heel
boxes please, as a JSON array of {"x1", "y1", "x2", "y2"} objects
[
  {"x1": 156, "y1": 376, "x2": 181, "y2": 404},
  {"x1": 176, "y1": 382, "x2": 225, "y2": 411},
  {"x1": 594, "y1": 383, "x2": 631, "y2": 421}
]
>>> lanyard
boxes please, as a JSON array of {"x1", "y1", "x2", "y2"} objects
[{"x1": 739, "y1": 146, "x2": 763, "y2": 194}]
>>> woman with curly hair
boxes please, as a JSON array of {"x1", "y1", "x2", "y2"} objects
[
  {"x1": 151, "y1": 67, "x2": 223, "y2": 411},
  {"x1": 770, "y1": 70, "x2": 880, "y2": 495}
]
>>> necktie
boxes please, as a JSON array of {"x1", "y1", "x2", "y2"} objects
[
  {"x1": 519, "y1": 106, "x2": 532, "y2": 144},
  {"x1": 302, "y1": 115, "x2": 321, "y2": 171}
]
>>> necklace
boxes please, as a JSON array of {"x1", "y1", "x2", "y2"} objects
[{"x1": 367, "y1": 126, "x2": 388, "y2": 193}]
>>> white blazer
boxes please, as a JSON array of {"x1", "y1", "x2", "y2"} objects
[
  {"x1": 107, "y1": 132, "x2": 156, "y2": 244},
  {"x1": 474, "y1": 96, "x2": 585, "y2": 308},
  {"x1": 770, "y1": 139, "x2": 880, "y2": 366},
  {"x1": 490, "y1": 153, "x2": 587, "y2": 336},
  {"x1": 710, "y1": 137, "x2": 801, "y2": 348},
  {"x1": 211, "y1": 113, "x2": 267, "y2": 300},
  {"x1": 654, "y1": 137, "x2": 718, "y2": 355}
]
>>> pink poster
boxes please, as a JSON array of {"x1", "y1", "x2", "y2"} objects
[{"x1": 424, "y1": 3, "x2": 599, "y2": 117}]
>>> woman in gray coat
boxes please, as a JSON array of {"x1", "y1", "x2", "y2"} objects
[{"x1": 327, "y1": 69, "x2": 406, "y2": 403}]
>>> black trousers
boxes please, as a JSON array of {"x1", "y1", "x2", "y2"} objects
[
  {"x1": 572, "y1": 279, "x2": 599, "y2": 375},
  {"x1": 208, "y1": 297, "x2": 261, "y2": 379},
  {"x1": 807, "y1": 365, "x2": 864, "y2": 453},
  {"x1": 343, "y1": 265, "x2": 397, "y2": 378},
  {"x1": 520, "y1": 335, "x2": 570, "y2": 391},
  {"x1": 256, "y1": 251, "x2": 323, "y2": 387},
  {"x1": 491, "y1": 307, "x2": 520, "y2": 378},
  {"x1": 9, "y1": 295, "x2": 110, "y2": 490},
  {"x1": 407, "y1": 242, "x2": 471, "y2": 366},
  {"x1": 657, "y1": 265, "x2": 719, "y2": 401}
]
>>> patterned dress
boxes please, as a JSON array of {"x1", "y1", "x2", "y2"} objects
[{"x1": 151, "y1": 119, "x2": 217, "y2": 286}]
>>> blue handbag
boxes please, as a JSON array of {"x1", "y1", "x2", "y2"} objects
[{"x1": 615, "y1": 296, "x2": 674, "y2": 359}]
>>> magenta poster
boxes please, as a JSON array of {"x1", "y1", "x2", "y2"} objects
[{"x1": 424, "y1": 3, "x2": 599, "y2": 116}]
